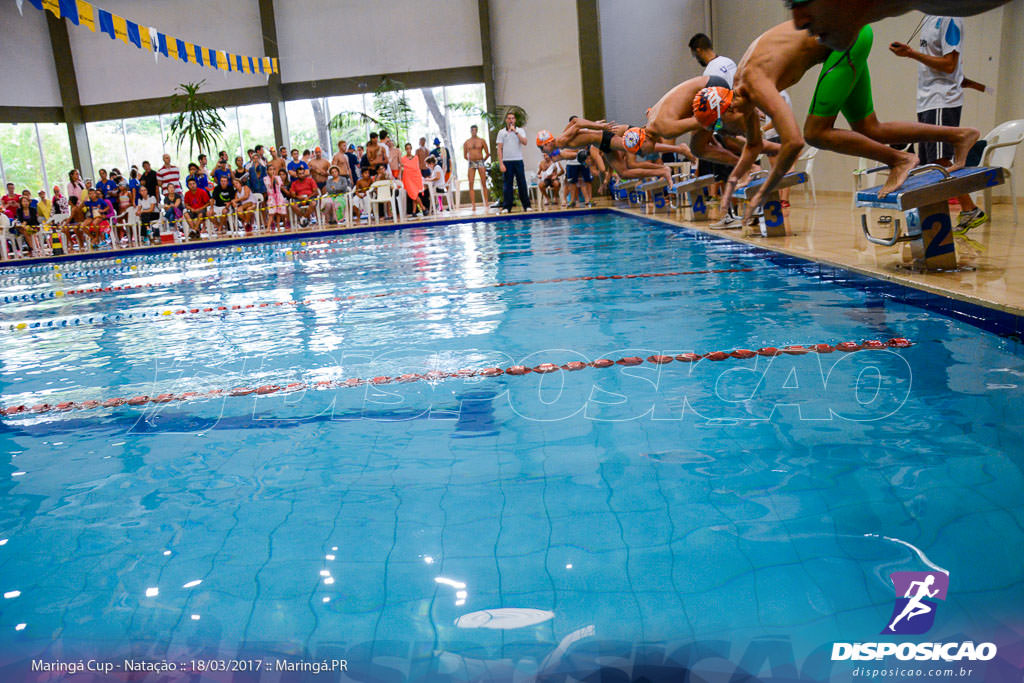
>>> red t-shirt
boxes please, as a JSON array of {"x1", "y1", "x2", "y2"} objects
[
  {"x1": 184, "y1": 188, "x2": 210, "y2": 211},
  {"x1": 289, "y1": 177, "x2": 318, "y2": 199},
  {"x1": 2, "y1": 193, "x2": 20, "y2": 218}
]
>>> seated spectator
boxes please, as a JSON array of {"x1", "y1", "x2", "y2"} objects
[
  {"x1": 12, "y1": 196, "x2": 40, "y2": 255},
  {"x1": 136, "y1": 185, "x2": 160, "y2": 242},
  {"x1": 63, "y1": 196, "x2": 88, "y2": 250},
  {"x1": 538, "y1": 154, "x2": 563, "y2": 207},
  {"x1": 266, "y1": 168, "x2": 288, "y2": 231},
  {"x1": 96, "y1": 168, "x2": 118, "y2": 208},
  {"x1": 162, "y1": 185, "x2": 183, "y2": 239},
  {"x1": 234, "y1": 178, "x2": 257, "y2": 231},
  {"x1": 51, "y1": 186, "x2": 68, "y2": 217},
  {"x1": 36, "y1": 190, "x2": 52, "y2": 223},
  {"x1": 4, "y1": 182, "x2": 21, "y2": 219},
  {"x1": 323, "y1": 165, "x2": 350, "y2": 224},
  {"x1": 209, "y1": 174, "x2": 237, "y2": 236},
  {"x1": 352, "y1": 168, "x2": 374, "y2": 220},
  {"x1": 183, "y1": 177, "x2": 211, "y2": 240},
  {"x1": 426, "y1": 156, "x2": 447, "y2": 211},
  {"x1": 289, "y1": 166, "x2": 320, "y2": 227},
  {"x1": 82, "y1": 188, "x2": 113, "y2": 249}
]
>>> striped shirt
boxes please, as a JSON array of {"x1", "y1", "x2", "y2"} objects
[{"x1": 156, "y1": 165, "x2": 181, "y2": 192}]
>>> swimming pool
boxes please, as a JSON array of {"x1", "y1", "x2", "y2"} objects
[{"x1": 1, "y1": 212, "x2": 1022, "y2": 682}]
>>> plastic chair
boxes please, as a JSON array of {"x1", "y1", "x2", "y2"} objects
[
  {"x1": 1, "y1": 214, "x2": 20, "y2": 260},
  {"x1": 980, "y1": 119, "x2": 1023, "y2": 224},
  {"x1": 794, "y1": 146, "x2": 818, "y2": 205},
  {"x1": 368, "y1": 180, "x2": 396, "y2": 223},
  {"x1": 113, "y1": 206, "x2": 143, "y2": 247},
  {"x1": 428, "y1": 182, "x2": 455, "y2": 214}
]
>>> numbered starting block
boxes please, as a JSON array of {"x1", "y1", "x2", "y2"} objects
[
  {"x1": 611, "y1": 178, "x2": 643, "y2": 208},
  {"x1": 669, "y1": 174, "x2": 717, "y2": 221},
  {"x1": 637, "y1": 177, "x2": 672, "y2": 214},
  {"x1": 856, "y1": 165, "x2": 1004, "y2": 271},
  {"x1": 733, "y1": 171, "x2": 808, "y2": 237}
]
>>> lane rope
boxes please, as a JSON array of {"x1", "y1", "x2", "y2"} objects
[
  {"x1": 6, "y1": 268, "x2": 755, "y2": 331},
  {"x1": 0, "y1": 338, "x2": 914, "y2": 418}
]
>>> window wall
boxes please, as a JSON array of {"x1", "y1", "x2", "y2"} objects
[
  {"x1": 287, "y1": 82, "x2": 488, "y2": 180},
  {"x1": 0, "y1": 122, "x2": 72, "y2": 195},
  {"x1": 1, "y1": 83, "x2": 486, "y2": 192}
]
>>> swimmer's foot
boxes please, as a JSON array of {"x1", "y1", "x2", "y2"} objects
[
  {"x1": 950, "y1": 127, "x2": 981, "y2": 171},
  {"x1": 879, "y1": 153, "x2": 918, "y2": 198}
]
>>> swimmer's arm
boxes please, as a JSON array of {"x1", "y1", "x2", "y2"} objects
[
  {"x1": 589, "y1": 147, "x2": 607, "y2": 174},
  {"x1": 740, "y1": 84, "x2": 803, "y2": 218},
  {"x1": 720, "y1": 109, "x2": 764, "y2": 213},
  {"x1": 481, "y1": 141, "x2": 490, "y2": 160}
]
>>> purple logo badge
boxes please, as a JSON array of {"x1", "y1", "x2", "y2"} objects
[{"x1": 883, "y1": 571, "x2": 949, "y2": 635}]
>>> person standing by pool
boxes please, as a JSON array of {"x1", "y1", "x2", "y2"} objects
[
  {"x1": 497, "y1": 111, "x2": 531, "y2": 214},
  {"x1": 463, "y1": 125, "x2": 490, "y2": 212},
  {"x1": 401, "y1": 143, "x2": 427, "y2": 217}
]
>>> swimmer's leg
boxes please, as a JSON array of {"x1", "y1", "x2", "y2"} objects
[
  {"x1": 851, "y1": 114, "x2": 980, "y2": 172},
  {"x1": 804, "y1": 114, "x2": 918, "y2": 198}
]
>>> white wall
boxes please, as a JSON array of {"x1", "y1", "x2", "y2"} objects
[
  {"x1": 69, "y1": 0, "x2": 267, "y2": 106},
  {"x1": 489, "y1": 0, "x2": 584, "y2": 172},
  {"x1": 599, "y1": 0, "x2": 707, "y2": 126},
  {"x1": 0, "y1": 2, "x2": 63, "y2": 107},
  {"x1": 274, "y1": 0, "x2": 481, "y2": 84},
  {"x1": 712, "y1": 0, "x2": 1022, "y2": 198}
]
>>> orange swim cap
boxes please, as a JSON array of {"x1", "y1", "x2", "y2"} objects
[
  {"x1": 622, "y1": 127, "x2": 647, "y2": 154},
  {"x1": 692, "y1": 86, "x2": 734, "y2": 130},
  {"x1": 536, "y1": 130, "x2": 555, "y2": 147}
]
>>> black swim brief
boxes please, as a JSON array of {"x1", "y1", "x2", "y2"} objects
[{"x1": 600, "y1": 129, "x2": 614, "y2": 153}]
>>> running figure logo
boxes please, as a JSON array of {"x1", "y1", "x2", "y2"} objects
[{"x1": 883, "y1": 571, "x2": 949, "y2": 635}]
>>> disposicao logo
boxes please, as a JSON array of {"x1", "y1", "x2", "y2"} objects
[
  {"x1": 884, "y1": 571, "x2": 948, "y2": 635},
  {"x1": 831, "y1": 571, "x2": 997, "y2": 662}
]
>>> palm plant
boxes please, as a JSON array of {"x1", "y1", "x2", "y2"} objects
[
  {"x1": 330, "y1": 77, "x2": 415, "y2": 143},
  {"x1": 166, "y1": 81, "x2": 225, "y2": 160}
]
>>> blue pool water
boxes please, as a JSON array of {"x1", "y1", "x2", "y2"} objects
[{"x1": 1, "y1": 213, "x2": 1023, "y2": 681}]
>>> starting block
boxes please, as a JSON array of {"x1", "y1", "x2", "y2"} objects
[
  {"x1": 611, "y1": 178, "x2": 643, "y2": 208},
  {"x1": 856, "y1": 165, "x2": 1004, "y2": 271},
  {"x1": 637, "y1": 177, "x2": 672, "y2": 214},
  {"x1": 733, "y1": 171, "x2": 808, "y2": 237},
  {"x1": 669, "y1": 174, "x2": 717, "y2": 221}
]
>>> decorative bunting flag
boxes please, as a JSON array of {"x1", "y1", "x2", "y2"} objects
[{"x1": 19, "y1": 0, "x2": 278, "y2": 75}]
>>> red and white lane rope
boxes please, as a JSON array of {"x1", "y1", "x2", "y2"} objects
[{"x1": 0, "y1": 338, "x2": 913, "y2": 417}]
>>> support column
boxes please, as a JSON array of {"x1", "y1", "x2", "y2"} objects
[
  {"x1": 576, "y1": 0, "x2": 606, "y2": 121},
  {"x1": 46, "y1": 12, "x2": 93, "y2": 179},
  {"x1": 478, "y1": 0, "x2": 498, "y2": 149},
  {"x1": 258, "y1": 0, "x2": 289, "y2": 147}
]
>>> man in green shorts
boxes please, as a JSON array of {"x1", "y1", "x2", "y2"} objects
[{"x1": 714, "y1": 21, "x2": 978, "y2": 225}]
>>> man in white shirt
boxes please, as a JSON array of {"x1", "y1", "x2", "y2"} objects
[
  {"x1": 496, "y1": 111, "x2": 531, "y2": 213},
  {"x1": 890, "y1": 16, "x2": 986, "y2": 231},
  {"x1": 689, "y1": 33, "x2": 737, "y2": 88}
]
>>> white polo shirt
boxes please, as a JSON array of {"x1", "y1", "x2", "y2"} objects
[
  {"x1": 703, "y1": 56, "x2": 737, "y2": 88},
  {"x1": 917, "y1": 16, "x2": 965, "y2": 113},
  {"x1": 497, "y1": 127, "x2": 526, "y2": 161}
]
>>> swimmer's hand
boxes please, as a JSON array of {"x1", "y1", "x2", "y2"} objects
[{"x1": 889, "y1": 42, "x2": 913, "y2": 58}]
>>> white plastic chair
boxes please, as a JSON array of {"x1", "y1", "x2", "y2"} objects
[
  {"x1": 368, "y1": 180, "x2": 396, "y2": 224},
  {"x1": 794, "y1": 146, "x2": 818, "y2": 205},
  {"x1": 428, "y1": 182, "x2": 455, "y2": 214},
  {"x1": 1, "y1": 214, "x2": 20, "y2": 260},
  {"x1": 114, "y1": 206, "x2": 143, "y2": 247},
  {"x1": 980, "y1": 119, "x2": 1023, "y2": 225},
  {"x1": 245, "y1": 193, "x2": 264, "y2": 233}
]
